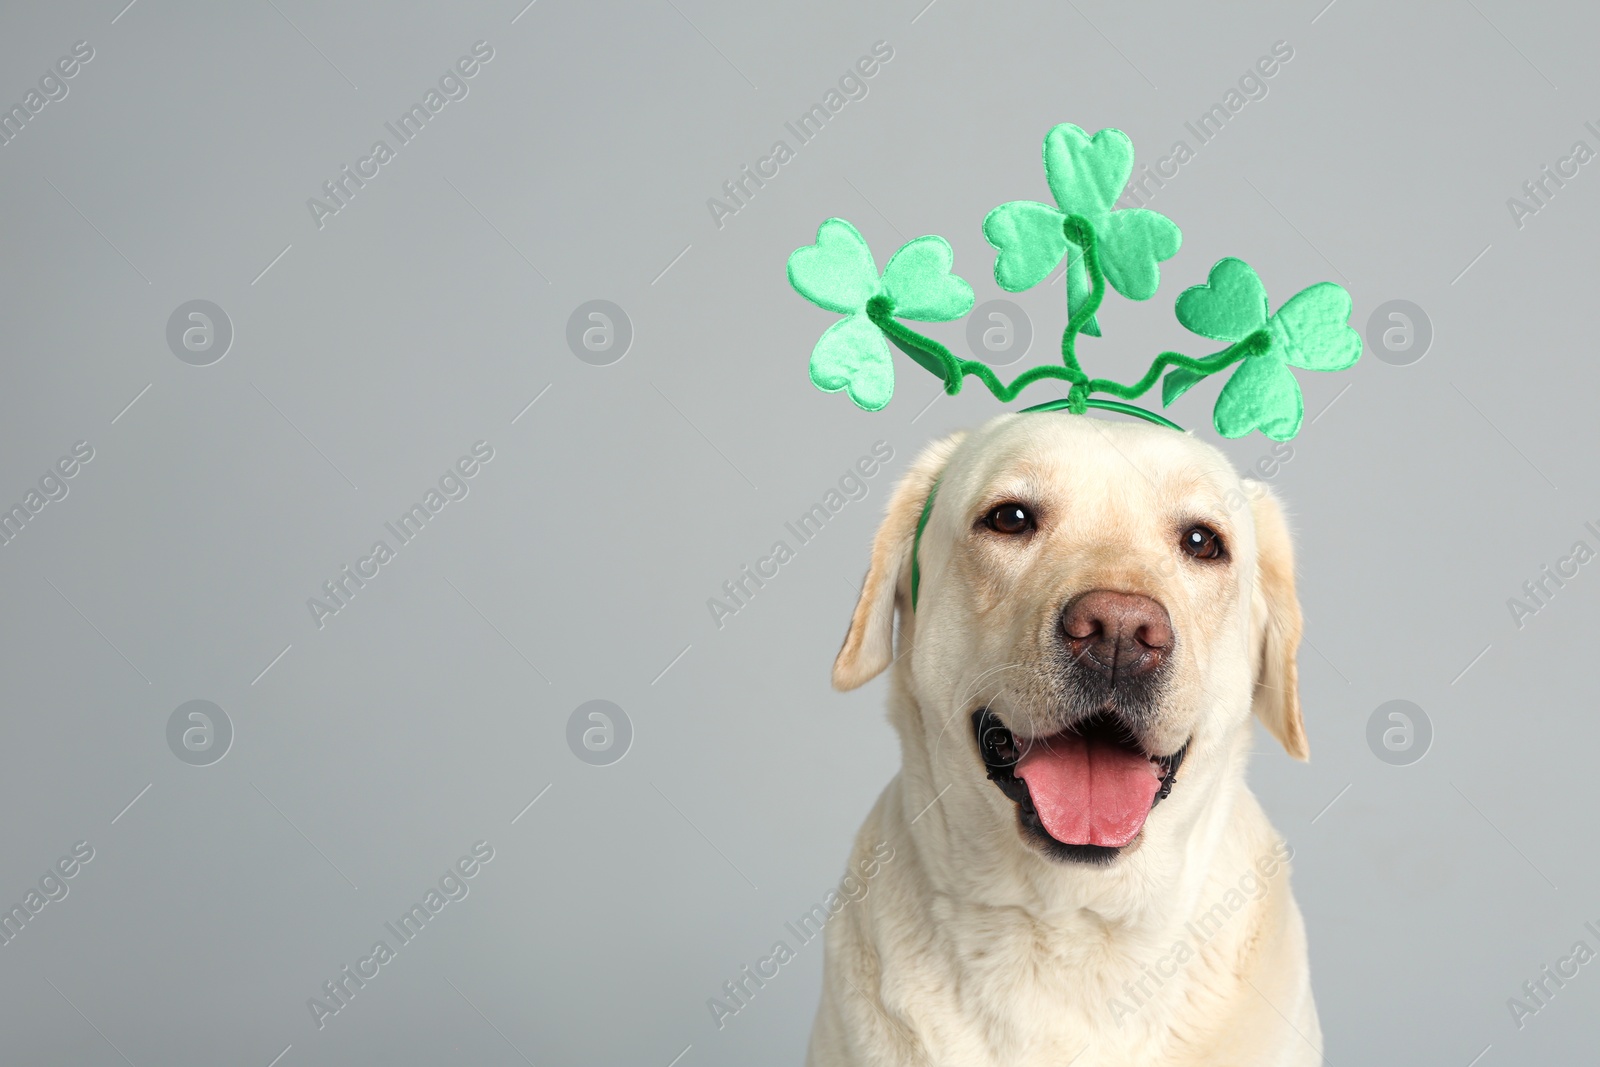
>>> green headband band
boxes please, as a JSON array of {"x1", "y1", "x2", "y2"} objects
[
  {"x1": 910, "y1": 475, "x2": 940, "y2": 613},
  {"x1": 786, "y1": 123, "x2": 1361, "y2": 442}
]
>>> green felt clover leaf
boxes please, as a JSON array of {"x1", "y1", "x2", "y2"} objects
[
  {"x1": 1270, "y1": 282, "x2": 1363, "y2": 372},
  {"x1": 1213, "y1": 352, "x2": 1304, "y2": 441},
  {"x1": 787, "y1": 218, "x2": 880, "y2": 314},
  {"x1": 1042, "y1": 123, "x2": 1135, "y2": 218},
  {"x1": 810, "y1": 313, "x2": 893, "y2": 411},
  {"x1": 1172, "y1": 255, "x2": 1268, "y2": 342},
  {"x1": 788, "y1": 219, "x2": 973, "y2": 412},
  {"x1": 984, "y1": 200, "x2": 1070, "y2": 293},
  {"x1": 1097, "y1": 209, "x2": 1183, "y2": 303},
  {"x1": 882, "y1": 235, "x2": 976, "y2": 321},
  {"x1": 984, "y1": 124, "x2": 1181, "y2": 337},
  {"x1": 1166, "y1": 257, "x2": 1361, "y2": 440}
]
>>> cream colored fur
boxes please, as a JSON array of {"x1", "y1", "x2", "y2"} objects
[{"x1": 807, "y1": 414, "x2": 1319, "y2": 1067}]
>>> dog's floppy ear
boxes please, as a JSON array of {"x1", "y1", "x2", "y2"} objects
[
  {"x1": 1245, "y1": 480, "x2": 1309, "y2": 760},
  {"x1": 833, "y1": 433, "x2": 965, "y2": 691}
]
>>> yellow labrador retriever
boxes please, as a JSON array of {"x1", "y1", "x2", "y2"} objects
[{"x1": 808, "y1": 413, "x2": 1318, "y2": 1066}]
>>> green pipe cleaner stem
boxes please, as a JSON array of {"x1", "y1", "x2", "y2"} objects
[{"x1": 864, "y1": 212, "x2": 1267, "y2": 417}]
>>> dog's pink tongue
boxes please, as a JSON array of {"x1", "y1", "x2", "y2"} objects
[{"x1": 1014, "y1": 735, "x2": 1162, "y2": 847}]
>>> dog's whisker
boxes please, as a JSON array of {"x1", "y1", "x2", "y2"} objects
[
  {"x1": 932, "y1": 662, "x2": 1023, "y2": 760},
  {"x1": 958, "y1": 660, "x2": 1024, "y2": 707},
  {"x1": 931, "y1": 699, "x2": 990, "y2": 765}
]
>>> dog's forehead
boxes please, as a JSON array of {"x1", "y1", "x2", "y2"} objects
[{"x1": 947, "y1": 413, "x2": 1241, "y2": 505}]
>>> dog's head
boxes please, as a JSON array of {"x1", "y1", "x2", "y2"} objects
[{"x1": 835, "y1": 413, "x2": 1305, "y2": 865}]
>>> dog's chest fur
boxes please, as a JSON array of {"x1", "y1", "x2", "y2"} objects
[
  {"x1": 808, "y1": 772, "x2": 1317, "y2": 1067},
  {"x1": 905, "y1": 892, "x2": 1260, "y2": 1064}
]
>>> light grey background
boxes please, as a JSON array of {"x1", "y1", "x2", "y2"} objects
[{"x1": 0, "y1": 0, "x2": 1593, "y2": 1063}]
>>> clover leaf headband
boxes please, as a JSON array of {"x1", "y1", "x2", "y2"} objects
[{"x1": 786, "y1": 123, "x2": 1361, "y2": 442}]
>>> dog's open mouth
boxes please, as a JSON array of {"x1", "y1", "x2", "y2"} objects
[{"x1": 973, "y1": 708, "x2": 1186, "y2": 862}]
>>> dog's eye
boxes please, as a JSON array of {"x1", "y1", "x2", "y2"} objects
[
  {"x1": 1179, "y1": 524, "x2": 1225, "y2": 561},
  {"x1": 985, "y1": 503, "x2": 1034, "y2": 535}
]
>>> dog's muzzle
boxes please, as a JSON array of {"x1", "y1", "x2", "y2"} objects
[{"x1": 973, "y1": 708, "x2": 1187, "y2": 863}]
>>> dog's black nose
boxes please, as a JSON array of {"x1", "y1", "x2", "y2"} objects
[{"x1": 1059, "y1": 590, "x2": 1173, "y2": 679}]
